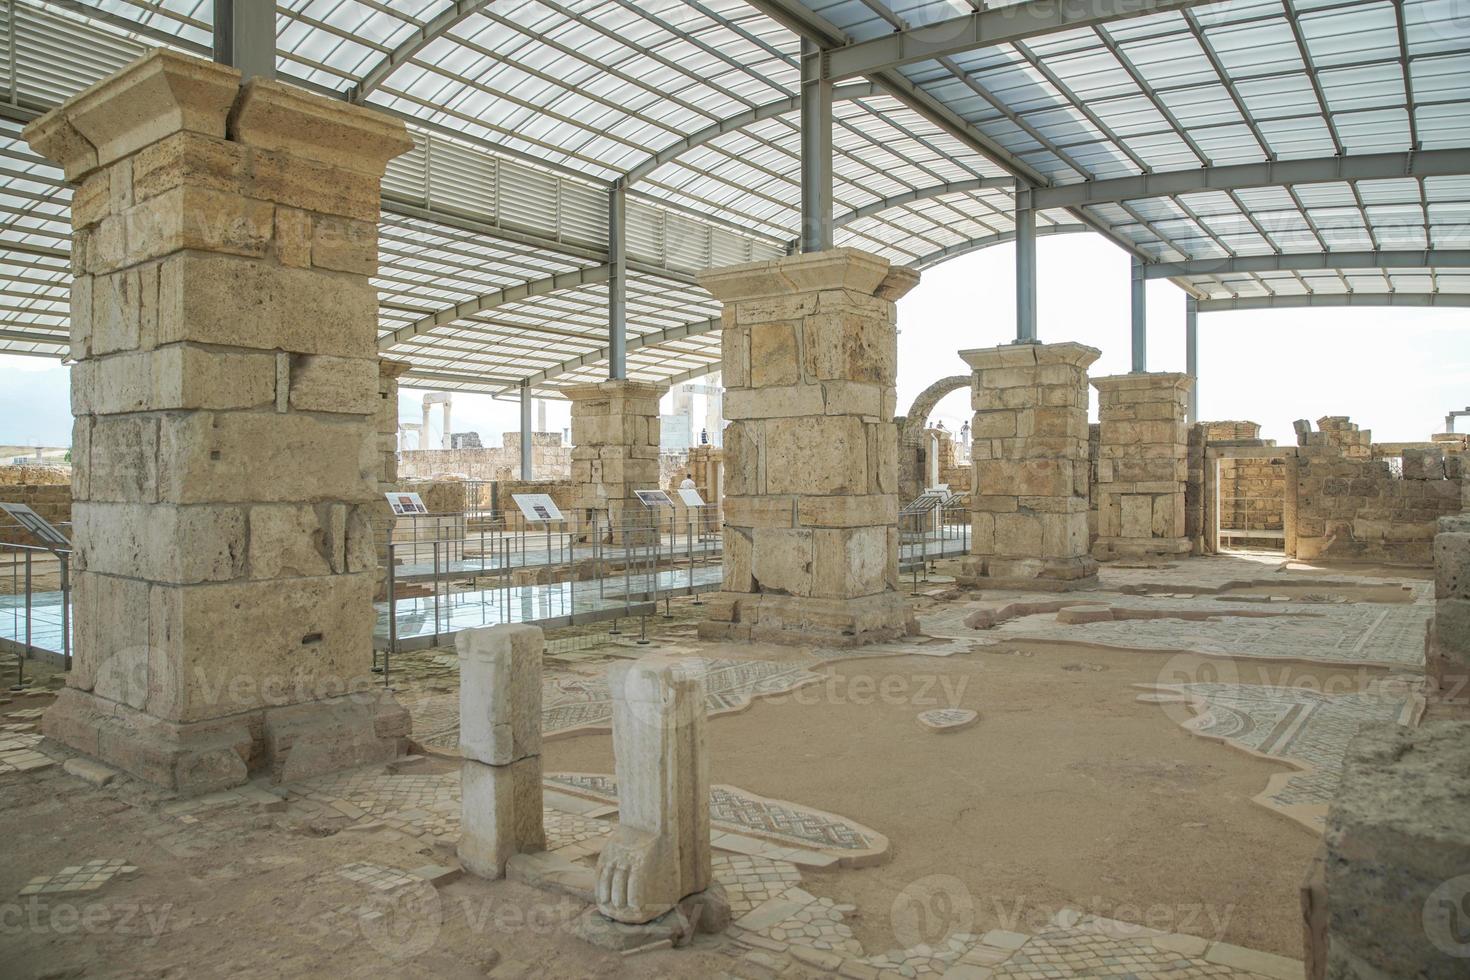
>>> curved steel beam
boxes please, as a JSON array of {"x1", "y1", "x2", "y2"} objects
[
  {"x1": 832, "y1": 177, "x2": 1017, "y2": 226},
  {"x1": 506, "y1": 315, "x2": 721, "y2": 392},
  {"x1": 348, "y1": 0, "x2": 497, "y2": 105},
  {"x1": 623, "y1": 82, "x2": 878, "y2": 186},
  {"x1": 910, "y1": 223, "x2": 1090, "y2": 270},
  {"x1": 377, "y1": 265, "x2": 612, "y2": 350}
]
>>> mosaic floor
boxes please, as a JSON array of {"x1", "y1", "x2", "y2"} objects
[
  {"x1": 1137, "y1": 677, "x2": 1423, "y2": 831},
  {"x1": 544, "y1": 772, "x2": 889, "y2": 867},
  {"x1": 405, "y1": 655, "x2": 826, "y2": 749}
]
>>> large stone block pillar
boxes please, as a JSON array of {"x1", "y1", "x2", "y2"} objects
[
  {"x1": 959, "y1": 342, "x2": 1099, "y2": 590},
  {"x1": 1091, "y1": 372, "x2": 1192, "y2": 560},
  {"x1": 696, "y1": 248, "x2": 917, "y2": 646},
  {"x1": 565, "y1": 380, "x2": 662, "y2": 537},
  {"x1": 26, "y1": 50, "x2": 413, "y2": 794}
]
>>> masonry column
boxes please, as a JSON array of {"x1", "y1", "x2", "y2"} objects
[
  {"x1": 959, "y1": 343, "x2": 1099, "y2": 590},
  {"x1": 26, "y1": 50, "x2": 413, "y2": 794},
  {"x1": 1090, "y1": 372, "x2": 1192, "y2": 560},
  {"x1": 697, "y1": 248, "x2": 917, "y2": 646},
  {"x1": 565, "y1": 380, "x2": 662, "y2": 537}
]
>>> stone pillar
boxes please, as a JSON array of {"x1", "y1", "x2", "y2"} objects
[
  {"x1": 695, "y1": 248, "x2": 917, "y2": 646},
  {"x1": 1090, "y1": 372, "x2": 1192, "y2": 560},
  {"x1": 959, "y1": 342, "x2": 1099, "y2": 590},
  {"x1": 593, "y1": 659, "x2": 710, "y2": 924},
  {"x1": 457, "y1": 624, "x2": 546, "y2": 878},
  {"x1": 26, "y1": 50, "x2": 412, "y2": 794},
  {"x1": 1324, "y1": 720, "x2": 1470, "y2": 977},
  {"x1": 565, "y1": 380, "x2": 661, "y2": 537},
  {"x1": 1428, "y1": 514, "x2": 1470, "y2": 702}
]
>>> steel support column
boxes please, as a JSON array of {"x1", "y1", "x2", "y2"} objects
[
  {"x1": 519, "y1": 383, "x2": 533, "y2": 481},
  {"x1": 212, "y1": 0, "x2": 275, "y2": 82},
  {"x1": 1130, "y1": 256, "x2": 1146, "y2": 373},
  {"x1": 1015, "y1": 185, "x2": 1037, "y2": 343},
  {"x1": 799, "y1": 38, "x2": 833, "y2": 253},
  {"x1": 608, "y1": 182, "x2": 627, "y2": 380},
  {"x1": 1185, "y1": 295, "x2": 1198, "y2": 423}
]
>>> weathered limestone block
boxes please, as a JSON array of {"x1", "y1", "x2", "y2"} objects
[
  {"x1": 1403, "y1": 446, "x2": 1447, "y2": 481},
  {"x1": 1091, "y1": 372, "x2": 1192, "y2": 560},
  {"x1": 456, "y1": 624, "x2": 546, "y2": 879},
  {"x1": 1323, "y1": 720, "x2": 1470, "y2": 977},
  {"x1": 696, "y1": 248, "x2": 916, "y2": 646},
  {"x1": 458, "y1": 623, "x2": 542, "y2": 767},
  {"x1": 595, "y1": 658, "x2": 711, "y2": 925},
  {"x1": 959, "y1": 342, "x2": 1099, "y2": 589},
  {"x1": 460, "y1": 757, "x2": 547, "y2": 879},
  {"x1": 27, "y1": 49, "x2": 411, "y2": 795}
]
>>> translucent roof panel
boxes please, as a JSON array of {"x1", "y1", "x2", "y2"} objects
[{"x1": 3, "y1": 0, "x2": 1468, "y2": 380}]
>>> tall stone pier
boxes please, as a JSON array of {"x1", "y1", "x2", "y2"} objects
[
  {"x1": 26, "y1": 50, "x2": 412, "y2": 794},
  {"x1": 565, "y1": 380, "x2": 661, "y2": 537},
  {"x1": 959, "y1": 342, "x2": 1099, "y2": 590},
  {"x1": 697, "y1": 248, "x2": 917, "y2": 646},
  {"x1": 1091, "y1": 372, "x2": 1192, "y2": 560}
]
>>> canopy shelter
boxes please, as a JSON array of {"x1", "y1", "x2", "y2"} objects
[{"x1": 0, "y1": 0, "x2": 1466, "y2": 396}]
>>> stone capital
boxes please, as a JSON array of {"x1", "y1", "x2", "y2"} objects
[
  {"x1": 561, "y1": 379, "x2": 666, "y2": 403},
  {"x1": 698, "y1": 247, "x2": 908, "y2": 303},
  {"x1": 378, "y1": 358, "x2": 414, "y2": 380},
  {"x1": 230, "y1": 77, "x2": 414, "y2": 176},
  {"x1": 959, "y1": 340, "x2": 1101, "y2": 372},
  {"x1": 1091, "y1": 371, "x2": 1193, "y2": 394},
  {"x1": 24, "y1": 49, "x2": 240, "y2": 180}
]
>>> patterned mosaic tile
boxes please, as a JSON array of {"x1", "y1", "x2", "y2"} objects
[
  {"x1": 543, "y1": 808, "x2": 611, "y2": 852},
  {"x1": 19, "y1": 858, "x2": 137, "y2": 895},
  {"x1": 1137, "y1": 677, "x2": 1422, "y2": 831},
  {"x1": 923, "y1": 591, "x2": 1431, "y2": 669},
  {"x1": 335, "y1": 862, "x2": 419, "y2": 892},
  {"x1": 545, "y1": 772, "x2": 889, "y2": 866}
]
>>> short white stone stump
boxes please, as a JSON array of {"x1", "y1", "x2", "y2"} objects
[{"x1": 916, "y1": 708, "x2": 978, "y2": 733}]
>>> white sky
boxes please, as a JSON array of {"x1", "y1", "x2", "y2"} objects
[{"x1": 2, "y1": 234, "x2": 1466, "y2": 450}]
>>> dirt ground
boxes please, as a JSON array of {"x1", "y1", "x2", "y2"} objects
[
  {"x1": 0, "y1": 562, "x2": 1410, "y2": 976},
  {"x1": 547, "y1": 637, "x2": 1339, "y2": 959}
]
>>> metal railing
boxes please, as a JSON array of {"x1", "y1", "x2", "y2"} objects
[
  {"x1": 374, "y1": 504, "x2": 725, "y2": 662},
  {"x1": 0, "y1": 530, "x2": 73, "y2": 687}
]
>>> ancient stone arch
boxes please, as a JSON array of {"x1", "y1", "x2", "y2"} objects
[{"x1": 896, "y1": 374, "x2": 970, "y2": 503}]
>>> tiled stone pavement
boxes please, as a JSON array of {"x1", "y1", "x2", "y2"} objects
[
  {"x1": 713, "y1": 854, "x2": 802, "y2": 917},
  {"x1": 335, "y1": 862, "x2": 420, "y2": 892},
  {"x1": 1137, "y1": 677, "x2": 1421, "y2": 831},
  {"x1": 0, "y1": 730, "x2": 52, "y2": 773},
  {"x1": 726, "y1": 903, "x2": 1302, "y2": 979},
  {"x1": 19, "y1": 858, "x2": 137, "y2": 895}
]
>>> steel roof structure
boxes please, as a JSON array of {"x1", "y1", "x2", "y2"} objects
[{"x1": 0, "y1": 0, "x2": 1466, "y2": 397}]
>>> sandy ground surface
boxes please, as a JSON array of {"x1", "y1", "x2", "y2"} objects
[{"x1": 547, "y1": 636, "x2": 1335, "y2": 959}]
